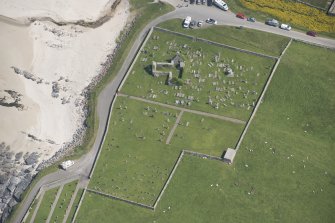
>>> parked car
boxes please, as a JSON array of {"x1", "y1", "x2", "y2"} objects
[
  {"x1": 206, "y1": 18, "x2": 217, "y2": 25},
  {"x1": 236, "y1": 13, "x2": 246, "y2": 19},
  {"x1": 202, "y1": 0, "x2": 206, "y2": 5},
  {"x1": 197, "y1": 20, "x2": 203, "y2": 27},
  {"x1": 265, "y1": 19, "x2": 279, "y2": 27},
  {"x1": 280, "y1": 23, "x2": 291, "y2": 31},
  {"x1": 189, "y1": 20, "x2": 197, "y2": 29},
  {"x1": 183, "y1": 16, "x2": 192, "y2": 28},
  {"x1": 196, "y1": 0, "x2": 200, "y2": 4},
  {"x1": 247, "y1": 17, "x2": 256, "y2": 22},
  {"x1": 307, "y1": 31, "x2": 317, "y2": 37}
]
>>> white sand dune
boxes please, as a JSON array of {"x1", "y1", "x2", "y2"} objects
[{"x1": 0, "y1": 0, "x2": 129, "y2": 163}]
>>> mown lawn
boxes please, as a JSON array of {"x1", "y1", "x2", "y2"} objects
[
  {"x1": 158, "y1": 19, "x2": 290, "y2": 57},
  {"x1": 121, "y1": 29, "x2": 275, "y2": 121},
  {"x1": 170, "y1": 112, "x2": 244, "y2": 157},
  {"x1": 50, "y1": 180, "x2": 78, "y2": 223},
  {"x1": 75, "y1": 41, "x2": 335, "y2": 222}
]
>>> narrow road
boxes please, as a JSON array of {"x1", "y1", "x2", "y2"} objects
[{"x1": 13, "y1": 2, "x2": 335, "y2": 223}]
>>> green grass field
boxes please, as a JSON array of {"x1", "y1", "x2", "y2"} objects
[
  {"x1": 75, "y1": 40, "x2": 335, "y2": 222},
  {"x1": 50, "y1": 181, "x2": 78, "y2": 223},
  {"x1": 158, "y1": 19, "x2": 290, "y2": 57},
  {"x1": 170, "y1": 112, "x2": 244, "y2": 157},
  {"x1": 121, "y1": 29, "x2": 275, "y2": 121},
  {"x1": 34, "y1": 187, "x2": 59, "y2": 223}
]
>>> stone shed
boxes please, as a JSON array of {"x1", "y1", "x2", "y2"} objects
[{"x1": 223, "y1": 148, "x2": 236, "y2": 164}]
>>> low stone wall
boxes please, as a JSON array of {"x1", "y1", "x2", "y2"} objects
[
  {"x1": 153, "y1": 150, "x2": 184, "y2": 209},
  {"x1": 86, "y1": 189, "x2": 154, "y2": 210},
  {"x1": 183, "y1": 150, "x2": 223, "y2": 161},
  {"x1": 71, "y1": 187, "x2": 87, "y2": 223}
]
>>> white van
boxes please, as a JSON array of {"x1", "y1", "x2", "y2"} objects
[
  {"x1": 183, "y1": 16, "x2": 192, "y2": 28},
  {"x1": 213, "y1": 0, "x2": 229, "y2": 11}
]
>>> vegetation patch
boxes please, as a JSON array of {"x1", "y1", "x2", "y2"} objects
[
  {"x1": 240, "y1": 0, "x2": 335, "y2": 33},
  {"x1": 121, "y1": 29, "x2": 275, "y2": 121}
]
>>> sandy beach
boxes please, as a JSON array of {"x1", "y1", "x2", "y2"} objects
[{"x1": 0, "y1": 0, "x2": 129, "y2": 163}]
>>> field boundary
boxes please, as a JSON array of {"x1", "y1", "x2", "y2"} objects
[
  {"x1": 86, "y1": 189, "x2": 154, "y2": 210},
  {"x1": 71, "y1": 187, "x2": 87, "y2": 223},
  {"x1": 153, "y1": 150, "x2": 185, "y2": 209},
  {"x1": 234, "y1": 39, "x2": 293, "y2": 151},
  {"x1": 154, "y1": 27, "x2": 279, "y2": 60}
]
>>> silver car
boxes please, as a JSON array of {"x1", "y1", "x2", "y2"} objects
[{"x1": 265, "y1": 19, "x2": 279, "y2": 27}]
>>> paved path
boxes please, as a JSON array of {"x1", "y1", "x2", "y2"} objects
[
  {"x1": 118, "y1": 93, "x2": 246, "y2": 124},
  {"x1": 13, "y1": 2, "x2": 335, "y2": 222},
  {"x1": 166, "y1": 110, "x2": 184, "y2": 144},
  {"x1": 46, "y1": 185, "x2": 64, "y2": 223}
]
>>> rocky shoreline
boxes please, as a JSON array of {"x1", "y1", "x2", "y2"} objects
[{"x1": 0, "y1": 16, "x2": 135, "y2": 223}]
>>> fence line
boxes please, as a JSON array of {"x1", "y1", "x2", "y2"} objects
[
  {"x1": 154, "y1": 27, "x2": 279, "y2": 60},
  {"x1": 183, "y1": 150, "x2": 222, "y2": 161},
  {"x1": 118, "y1": 27, "x2": 154, "y2": 91},
  {"x1": 234, "y1": 39, "x2": 293, "y2": 151},
  {"x1": 153, "y1": 150, "x2": 185, "y2": 209},
  {"x1": 71, "y1": 187, "x2": 87, "y2": 223}
]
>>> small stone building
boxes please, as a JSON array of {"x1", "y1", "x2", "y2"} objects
[{"x1": 223, "y1": 148, "x2": 236, "y2": 164}]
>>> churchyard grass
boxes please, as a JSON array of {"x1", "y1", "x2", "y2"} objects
[{"x1": 121, "y1": 29, "x2": 275, "y2": 121}]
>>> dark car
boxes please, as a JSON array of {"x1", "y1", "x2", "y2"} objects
[
  {"x1": 206, "y1": 18, "x2": 217, "y2": 25},
  {"x1": 236, "y1": 13, "x2": 246, "y2": 19},
  {"x1": 189, "y1": 20, "x2": 196, "y2": 28},
  {"x1": 265, "y1": 19, "x2": 279, "y2": 27},
  {"x1": 247, "y1": 17, "x2": 256, "y2": 22},
  {"x1": 307, "y1": 31, "x2": 317, "y2": 37}
]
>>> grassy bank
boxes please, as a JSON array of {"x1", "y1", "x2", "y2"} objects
[
  {"x1": 158, "y1": 19, "x2": 290, "y2": 57},
  {"x1": 8, "y1": 1, "x2": 174, "y2": 222}
]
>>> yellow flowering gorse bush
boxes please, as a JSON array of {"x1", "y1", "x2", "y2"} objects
[{"x1": 240, "y1": 0, "x2": 335, "y2": 33}]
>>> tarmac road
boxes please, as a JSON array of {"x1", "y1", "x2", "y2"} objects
[{"x1": 13, "y1": 2, "x2": 335, "y2": 223}]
